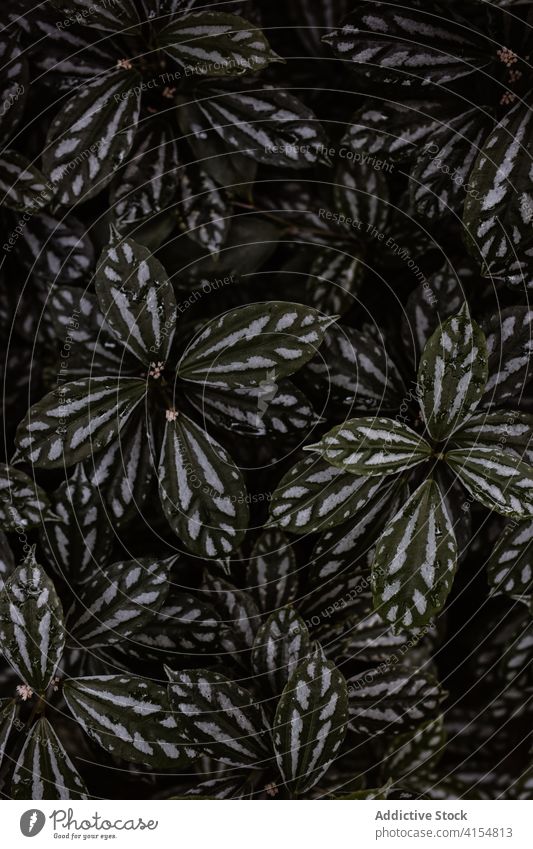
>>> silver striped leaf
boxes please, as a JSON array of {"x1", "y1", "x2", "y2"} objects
[
  {"x1": 110, "y1": 121, "x2": 180, "y2": 231},
  {"x1": 177, "y1": 86, "x2": 329, "y2": 169},
  {"x1": 0, "y1": 698, "x2": 16, "y2": 770},
  {"x1": 178, "y1": 301, "x2": 335, "y2": 389},
  {"x1": 446, "y1": 446, "x2": 533, "y2": 518},
  {"x1": 341, "y1": 101, "x2": 460, "y2": 164},
  {"x1": 269, "y1": 454, "x2": 385, "y2": 534},
  {"x1": 0, "y1": 35, "x2": 28, "y2": 145},
  {"x1": 202, "y1": 573, "x2": 260, "y2": 657},
  {"x1": 50, "y1": 0, "x2": 140, "y2": 32},
  {"x1": 464, "y1": 99, "x2": 533, "y2": 282},
  {"x1": 0, "y1": 151, "x2": 53, "y2": 213},
  {"x1": 336, "y1": 605, "x2": 409, "y2": 665},
  {"x1": 176, "y1": 775, "x2": 249, "y2": 799},
  {"x1": 111, "y1": 593, "x2": 222, "y2": 662},
  {"x1": 158, "y1": 12, "x2": 281, "y2": 77},
  {"x1": 302, "y1": 570, "x2": 368, "y2": 627},
  {"x1": 347, "y1": 666, "x2": 443, "y2": 734},
  {"x1": 252, "y1": 607, "x2": 311, "y2": 697},
  {"x1": 0, "y1": 463, "x2": 54, "y2": 531},
  {"x1": 304, "y1": 323, "x2": 406, "y2": 412},
  {"x1": 87, "y1": 413, "x2": 154, "y2": 526},
  {"x1": 334, "y1": 157, "x2": 390, "y2": 233},
  {"x1": 15, "y1": 377, "x2": 146, "y2": 469},
  {"x1": 452, "y1": 412, "x2": 533, "y2": 465},
  {"x1": 323, "y1": 6, "x2": 488, "y2": 86},
  {"x1": 410, "y1": 110, "x2": 488, "y2": 220},
  {"x1": 166, "y1": 667, "x2": 271, "y2": 767},
  {"x1": 177, "y1": 162, "x2": 230, "y2": 255},
  {"x1": 64, "y1": 675, "x2": 194, "y2": 767},
  {"x1": 185, "y1": 379, "x2": 319, "y2": 438},
  {"x1": 372, "y1": 479, "x2": 457, "y2": 633},
  {"x1": 42, "y1": 71, "x2": 141, "y2": 206},
  {"x1": 18, "y1": 213, "x2": 95, "y2": 284},
  {"x1": 483, "y1": 307, "x2": 533, "y2": 403},
  {"x1": 29, "y1": 20, "x2": 116, "y2": 90},
  {"x1": 39, "y1": 463, "x2": 114, "y2": 585},
  {"x1": 67, "y1": 556, "x2": 173, "y2": 648},
  {"x1": 308, "y1": 477, "x2": 405, "y2": 583},
  {"x1": 500, "y1": 617, "x2": 533, "y2": 684},
  {"x1": 247, "y1": 528, "x2": 299, "y2": 613},
  {"x1": 0, "y1": 532, "x2": 15, "y2": 591},
  {"x1": 400, "y1": 263, "x2": 467, "y2": 362},
  {"x1": 417, "y1": 304, "x2": 488, "y2": 441},
  {"x1": 49, "y1": 286, "x2": 139, "y2": 377},
  {"x1": 383, "y1": 715, "x2": 446, "y2": 784},
  {"x1": 306, "y1": 247, "x2": 366, "y2": 317},
  {"x1": 94, "y1": 235, "x2": 177, "y2": 366},
  {"x1": 487, "y1": 520, "x2": 533, "y2": 600},
  {"x1": 158, "y1": 413, "x2": 248, "y2": 558},
  {"x1": 307, "y1": 417, "x2": 432, "y2": 476},
  {"x1": 272, "y1": 648, "x2": 349, "y2": 795},
  {"x1": 0, "y1": 558, "x2": 65, "y2": 692},
  {"x1": 11, "y1": 717, "x2": 87, "y2": 800}
]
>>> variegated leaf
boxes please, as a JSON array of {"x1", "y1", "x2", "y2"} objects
[
  {"x1": 94, "y1": 235, "x2": 177, "y2": 365},
  {"x1": 39, "y1": 464, "x2": 114, "y2": 585},
  {"x1": 0, "y1": 151, "x2": 52, "y2": 213},
  {"x1": 87, "y1": 413, "x2": 154, "y2": 526},
  {"x1": 68, "y1": 556, "x2": 172, "y2": 648},
  {"x1": 269, "y1": 454, "x2": 385, "y2": 534},
  {"x1": 166, "y1": 668, "x2": 271, "y2": 767},
  {"x1": 483, "y1": 307, "x2": 533, "y2": 402},
  {"x1": 417, "y1": 304, "x2": 488, "y2": 440},
  {"x1": 15, "y1": 377, "x2": 146, "y2": 469},
  {"x1": 0, "y1": 35, "x2": 28, "y2": 145},
  {"x1": 158, "y1": 12, "x2": 280, "y2": 77},
  {"x1": 304, "y1": 324, "x2": 406, "y2": 412},
  {"x1": 487, "y1": 520, "x2": 533, "y2": 600},
  {"x1": 348, "y1": 666, "x2": 443, "y2": 734},
  {"x1": 177, "y1": 162, "x2": 230, "y2": 255},
  {"x1": 383, "y1": 716, "x2": 446, "y2": 783},
  {"x1": 42, "y1": 71, "x2": 141, "y2": 205},
  {"x1": 177, "y1": 87, "x2": 329, "y2": 169},
  {"x1": 307, "y1": 417, "x2": 432, "y2": 476},
  {"x1": 185, "y1": 379, "x2": 318, "y2": 438},
  {"x1": 410, "y1": 110, "x2": 488, "y2": 220},
  {"x1": 50, "y1": 0, "x2": 140, "y2": 32},
  {"x1": 401, "y1": 263, "x2": 466, "y2": 362},
  {"x1": 178, "y1": 302, "x2": 334, "y2": 389},
  {"x1": 452, "y1": 412, "x2": 533, "y2": 465},
  {"x1": 309, "y1": 478, "x2": 404, "y2": 583},
  {"x1": 247, "y1": 528, "x2": 298, "y2": 612},
  {"x1": 372, "y1": 479, "x2": 458, "y2": 633},
  {"x1": 64, "y1": 675, "x2": 193, "y2": 766},
  {"x1": 273, "y1": 648, "x2": 348, "y2": 794},
  {"x1": 306, "y1": 247, "x2": 366, "y2": 317},
  {"x1": 252, "y1": 607, "x2": 310, "y2": 697},
  {"x1": 202, "y1": 574, "x2": 260, "y2": 657},
  {"x1": 336, "y1": 605, "x2": 409, "y2": 665},
  {"x1": 110, "y1": 121, "x2": 180, "y2": 230},
  {"x1": 0, "y1": 558, "x2": 65, "y2": 692},
  {"x1": 324, "y1": 6, "x2": 488, "y2": 85},
  {"x1": 17, "y1": 212, "x2": 95, "y2": 285},
  {"x1": 334, "y1": 156, "x2": 390, "y2": 233},
  {"x1": 0, "y1": 532, "x2": 15, "y2": 591},
  {"x1": 158, "y1": 413, "x2": 248, "y2": 558},
  {"x1": 341, "y1": 100, "x2": 459, "y2": 164},
  {"x1": 48, "y1": 286, "x2": 138, "y2": 375},
  {"x1": 500, "y1": 617, "x2": 533, "y2": 684},
  {"x1": 446, "y1": 446, "x2": 533, "y2": 518},
  {"x1": 0, "y1": 463, "x2": 54, "y2": 531},
  {"x1": 0, "y1": 698, "x2": 16, "y2": 770},
  {"x1": 11, "y1": 717, "x2": 87, "y2": 800},
  {"x1": 464, "y1": 99, "x2": 533, "y2": 284}
]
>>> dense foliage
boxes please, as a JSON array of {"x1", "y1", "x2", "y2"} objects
[{"x1": 0, "y1": 0, "x2": 533, "y2": 800}]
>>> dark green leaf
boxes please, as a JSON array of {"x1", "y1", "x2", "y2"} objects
[
  {"x1": 248, "y1": 528, "x2": 298, "y2": 612},
  {"x1": 177, "y1": 162, "x2": 230, "y2": 255},
  {"x1": 0, "y1": 463, "x2": 54, "y2": 531},
  {"x1": 446, "y1": 446, "x2": 533, "y2": 518},
  {"x1": 252, "y1": 607, "x2": 310, "y2": 697},
  {"x1": 11, "y1": 717, "x2": 87, "y2": 800},
  {"x1": 487, "y1": 520, "x2": 533, "y2": 600},
  {"x1": 348, "y1": 666, "x2": 443, "y2": 734},
  {"x1": 0, "y1": 151, "x2": 52, "y2": 213}
]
